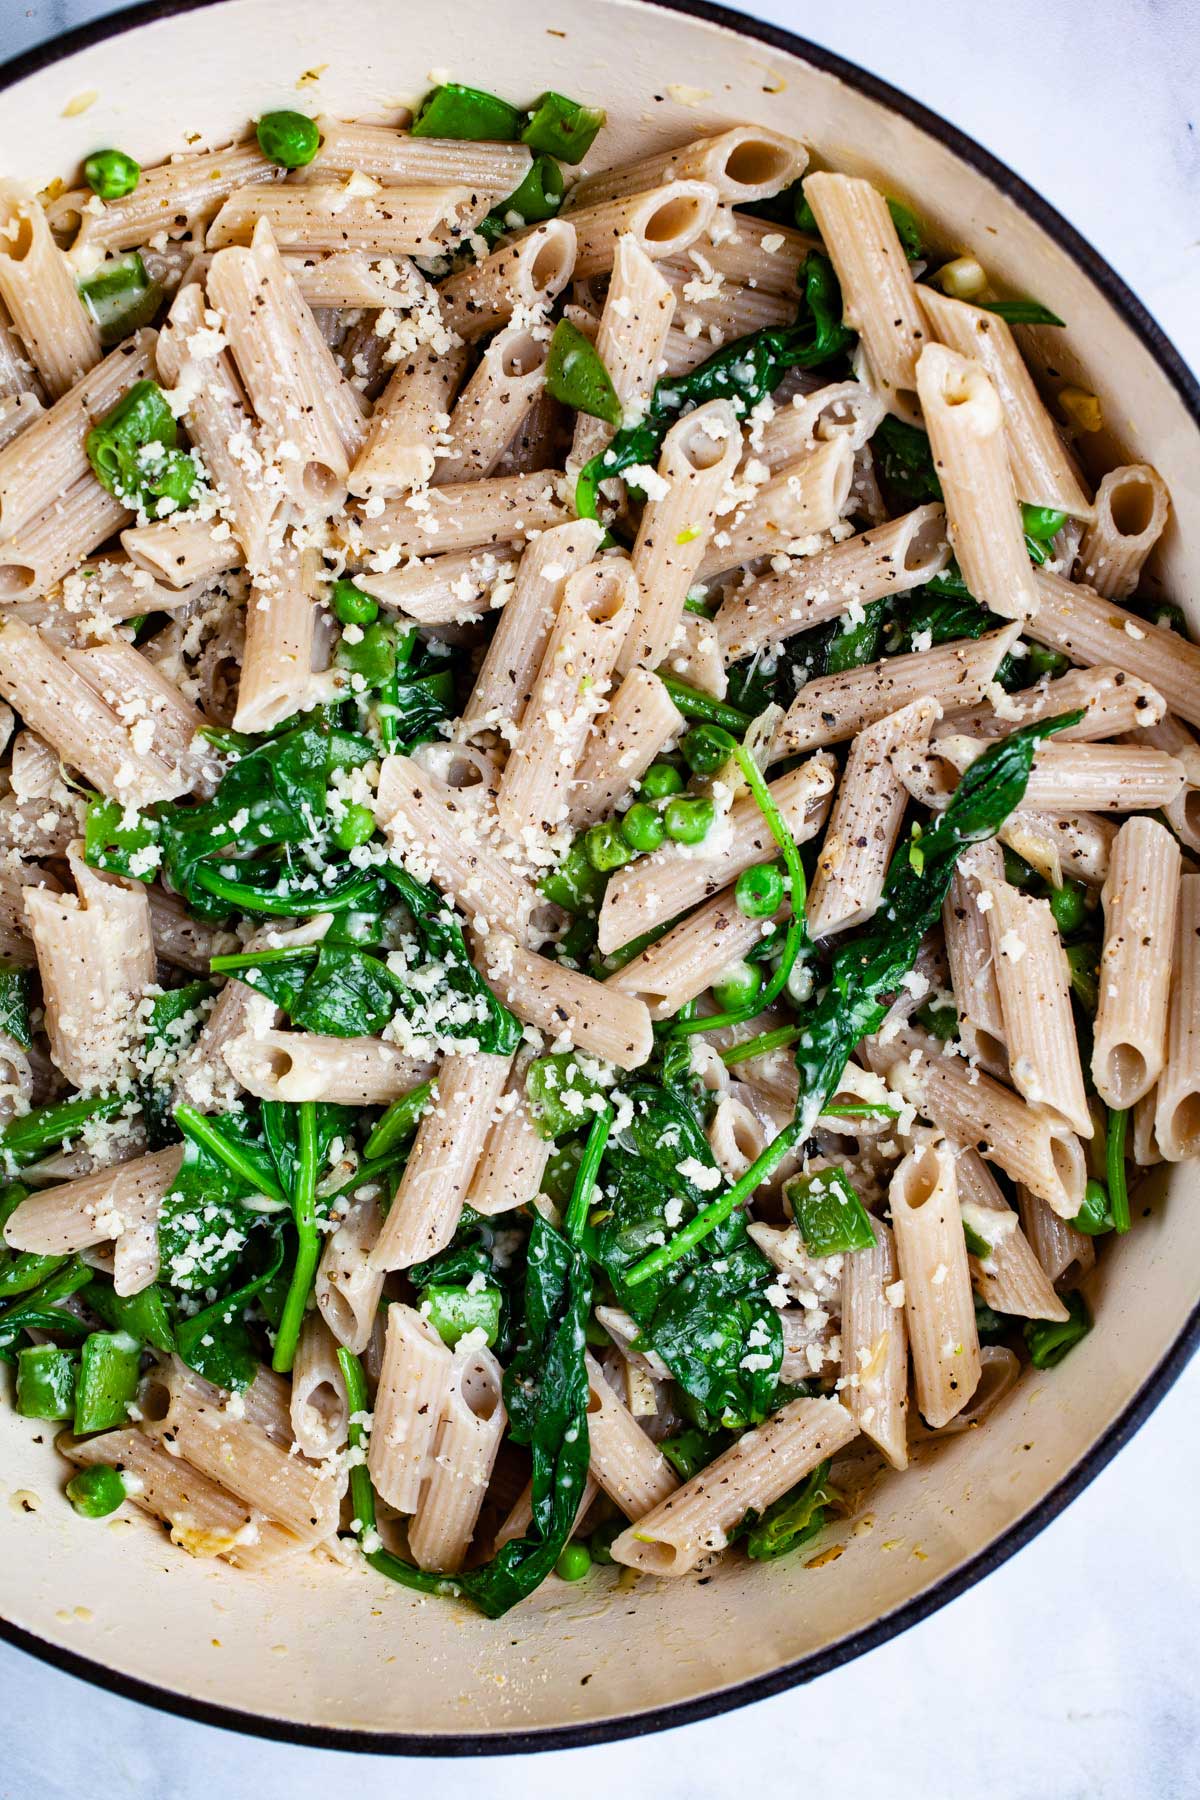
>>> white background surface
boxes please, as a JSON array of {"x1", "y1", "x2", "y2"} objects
[{"x1": 0, "y1": 0, "x2": 1198, "y2": 1794}]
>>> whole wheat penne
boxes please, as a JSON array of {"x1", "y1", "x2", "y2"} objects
[
  {"x1": 0, "y1": 390, "x2": 43, "y2": 451},
  {"x1": 1017, "y1": 1183, "x2": 1094, "y2": 1286},
  {"x1": 955, "y1": 1147, "x2": 1068, "y2": 1323},
  {"x1": 983, "y1": 877, "x2": 1091, "y2": 1137},
  {"x1": 119, "y1": 516, "x2": 241, "y2": 590},
  {"x1": 807, "y1": 699, "x2": 935, "y2": 938},
  {"x1": 1001, "y1": 807, "x2": 1116, "y2": 890},
  {"x1": 349, "y1": 341, "x2": 467, "y2": 499},
  {"x1": 172, "y1": 944, "x2": 282, "y2": 1113},
  {"x1": 777, "y1": 624, "x2": 1020, "y2": 754},
  {"x1": 608, "y1": 887, "x2": 784, "y2": 1020},
  {"x1": 568, "y1": 128, "x2": 805, "y2": 211},
  {"x1": 1091, "y1": 816, "x2": 1180, "y2": 1109},
  {"x1": 569, "y1": 669, "x2": 684, "y2": 829},
  {"x1": 695, "y1": 439, "x2": 854, "y2": 580},
  {"x1": 714, "y1": 504, "x2": 950, "y2": 663},
  {"x1": 616, "y1": 398, "x2": 743, "y2": 675},
  {"x1": 205, "y1": 182, "x2": 480, "y2": 254},
  {"x1": 64, "y1": 640, "x2": 218, "y2": 796},
  {"x1": 1128, "y1": 714, "x2": 1200, "y2": 853},
  {"x1": 583, "y1": 1352, "x2": 680, "y2": 1517},
  {"x1": 346, "y1": 470, "x2": 565, "y2": 560},
  {"x1": 944, "y1": 665, "x2": 1164, "y2": 742},
  {"x1": 433, "y1": 326, "x2": 549, "y2": 483},
  {"x1": 756, "y1": 378, "x2": 888, "y2": 472},
  {"x1": 935, "y1": 735, "x2": 1184, "y2": 814},
  {"x1": 916, "y1": 343, "x2": 1039, "y2": 622},
  {"x1": 289, "y1": 1314, "x2": 349, "y2": 1461},
  {"x1": 464, "y1": 1051, "x2": 551, "y2": 1216},
  {"x1": 804, "y1": 173, "x2": 928, "y2": 421},
  {"x1": 370, "y1": 1051, "x2": 511, "y2": 1270},
  {"x1": 438, "y1": 221, "x2": 576, "y2": 341},
  {"x1": 222, "y1": 1028, "x2": 434, "y2": 1106},
  {"x1": 706, "y1": 1090, "x2": 769, "y2": 1181},
  {"x1": 665, "y1": 264, "x2": 798, "y2": 342},
  {"x1": 917, "y1": 286, "x2": 1093, "y2": 518},
  {"x1": 496, "y1": 558, "x2": 637, "y2": 836},
  {"x1": 1074, "y1": 464, "x2": 1170, "y2": 600},
  {"x1": 234, "y1": 530, "x2": 317, "y2": 732},
  {"x1": 1154, "y1": 876, "x2": 1200, "y2": 1159},
  {"x1": 564, "y1": 181, "x2": 719, "y2": 282},
  {"x1": 662, "y1": 610, "x2": 727, "y2": 697},
  {"x1": 610, "y1": 1396, "x2": 855, "y2": 1576},
  {"x1": 60, "y1": 139, "x2": 282, "y2": 255},
  {"x1": 942, "y1": 839, "x2": 1008, "y2": 1070},
  {"x1": 408, "y1": 1344, "x2": 507, "y2": 1572},
  {"x1": 315, "y1": 1191, "x2": 386, "y2": 1353},
  {"x1": 148, "y1": 887, "x2": 234, "y2": 975},
  {"x1": 569, "y1": 236, "x2": 676, "y2": 474},
  {"x1": 494, "y1": 1476, "x2": 599, "y2": 1552},
  {"x1": 838, "y1": 1218, "x2": 909, "y2": 1467},
  {"x1": 598, "y1": 752, "x2": 835, "y2": 953},
  {"x1": 357, "y1": 543, "x2": 519, "y2": 627},
  {"x1": 888, "y1": 1138, "x2": 980, "y2": 1429},
  {"x1": 1027, "y1": 568, "x2": 1200, "y2": 731},
  {"x1": 0, "y1": 182, "x2": 101, "y2": 398},
  {"x1": 478, "y1": 933, "x2": 653, "y2": 1071},
  {"x1": 3, "y1": 1145, "x2": 182, "y2": 1267},
  {"x1": 0, "y1": 474, "x2": 132, "y2": 602},
  {"x1": 300, "y1": 120, "x2": 532, "y2": 195}
]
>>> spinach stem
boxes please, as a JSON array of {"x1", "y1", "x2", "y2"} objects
[
  {"x1": 272, "y1": 1101, "x2": 319, "y2": 1373},
  {"x1": 565, "y1": 1105, "x2": 613, "y2": 1244},
  {"x1": 656, "y1": 678, "x2": 752, "y2": 732},
  {"x1": 1106, "y1": 1105, "x2": 1131, "y2": 1233}
]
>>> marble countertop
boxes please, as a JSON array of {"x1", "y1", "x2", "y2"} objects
[{"x1": 0, "y1": 1, "x2": 1197, "y2": 1795}]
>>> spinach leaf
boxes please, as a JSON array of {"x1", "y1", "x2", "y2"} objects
[
  {"x1": 211, "y1": 943, "x2": 402, "y2": 1038},
  {"x1": 138, "y1": 980, "x2": 214, "y2": 1147},
  {"x1": 157, "y1": 1112, "x2": 285, "y2": 1291},
  {"x1": 872, "y1": 416, "x2": 941, "y2": 509},
  {"x1": 0, "y1": 964, "x2": 31, "y2": 1051},
  {"x1": 744, "y1": 1458, "x2": 833, "y2": 1560},
  {"x1": 174, "y1": 1235, "x2": 286, "y2": 1391},
  {"x1": 383, "y1": 864, "x2": 523, "y2": 1054}
]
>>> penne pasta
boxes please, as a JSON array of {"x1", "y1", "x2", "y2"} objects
[
  {"x1": 889, "y1": 1138, "x2": 981, "y2": 1429},
  {"x1": 1092, "y1": 816, "x2": 1180, "y2": 1109}
]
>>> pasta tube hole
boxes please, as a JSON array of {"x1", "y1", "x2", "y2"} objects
[
  {"x1": 1166, "y1": 1093, "x2": 1200, "y2": 1158},
  {"x1": 1107, "y1": 474, "x2": 1158, "y2": 539},
  {"x1": 642, "y1": 194, "x2": 706, "y2": 249},
  {"x1": 723, "y1": 137, "x2": 797, "y2": 194}
]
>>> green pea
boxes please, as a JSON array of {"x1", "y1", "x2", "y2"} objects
[
  {"x1": 83, "y1": 149, "x2": 140, "y2": 200},
  {"x1": 555, "y1": 1540, "x2": 592, "y2": 1581},
  {"x1": 712, "y1": 960, "x2": 762, "y2": 1013},
  {"x1": 639, "y1": 761, "x2": 684, "y2": 801},
  {"x1": 619, "y1": 802, "x2": 666, "y2": 854},
  {"x1": 1021, "y1": 504, "x2": 1067, "y2": 542},
  {"x1": 735, "y1": 861, "x2": 784, "y2": 919},
  {"x1": 331, "y1": 579, "x2": 379, "y2": 626},
  {"x1": 680, "y1": 723, "x2": 737, "y2": 777},
  {"x1": 588, "y1": 1518, "x2": 623, "y2": 1565},
  {"x1": 584, "y1": 821, "x2": 633, "y2": 873},
  {"x1": 1027, "y1": 642, "x2": 1070, "y2": 679},
  {"x1": 333, "y1": 804, "x2": 376, "y2": 851},
  {"x1": 65, "y1": 1464, "x2": 127, "y2": 1519},
  {"x1": 663, "y1": 796, "x2": 714, "y2": 845},
  {"x1": 1048, "y1": 878, "x2": 1088, "y2": 935},
  {"x1": 256, "y1": 111, "x2": 321, "y2": 169},
  {"x1": 1147, "y1": 602, "x2": 1189, "y2": 639},
  {"x1": 1002, "y1": 847, "x2": 1039, "y2": 892}
]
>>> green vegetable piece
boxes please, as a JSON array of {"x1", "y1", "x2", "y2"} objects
[
  {"x1": 1024, "y1": 1290, "x2": 1091, "y2": 1367},
  {"x1": 498, "y1": 154, "x2": 564, "y2": 226},
  {"x1": 419, "y1": 1283, "x2": 502, "y2": 1348},
  {"x1": 712, "y1": 960, "x2": 762, "y2": 1013},
  {"x1": 1066, "y1": 941, "x2": 1099, "y2": 1013},
  {"x1": 545, "y1": 319, "x2": 621, "y2": 425},
  {"x1": 745, "y1": 1459, "x2": 832, "y2": 1561},
  {"x1": 681, "y1": 722, "x2": 737, "y2": 777},
  {"x1": 526, "y1": 1053, "x2": 606, "y2": 1141},
  {"x1": 914, "y1": 1000, "x2": 958, "y2": 1041},
  {"x1": 1106, "y1": 1105, "x2": 1131, "y2": 1234},
  {"x1": 554, "y1": 1540, "x2": 592, "y2": 1581},
  {"x1": 584, "y1": 820, "x2": 634, "y2": 873},
  {"x1": 66, "y1": 1463, "x2": 128, "y2": 1518},
  {"x1": 1021, "y1": 504, "x2": 1067, "y2": 542},
  {"x1": 639, "y1": 761, "x2": 684, "y2": 800},
  {"x1": 588, "y1": 1517, "x2": 622, "y2": 1564},
  {"x1": 363, "y1": 1079, "x2": 435, "y2": 1160},
  {"x1": 330, "y1": 578, "x2": 378, "y2": 625},
  {"x1": 976, "y1": 298, "x2": 1065, "y2": 327},
  {"x1": 83, "y1": 148, "x2": 140, "y2": 200},
  {"x1": 789, "y1": 1167, "x2": 877, "y2": 1257},
  {"x1": 85, "y1": 379, "x2": 197, "y2": 514},
  {"x1": 541, "y1": 838, "x2": 608, "y2": 913},
  {"x1": 1146, "y1": 601, "x2": 1188, "y2": 638},
  {"x1": 974, "y1": 1293, "x2": 1008, "y2": 1345},
  {"x1": 272, "y1": 1102, "x2": 320, "y2": 1374},
  {"x1": 84, "y1": 795, "x2": 160, "y2": 881},
  {"x1": 0, "y1": 962, "x2": 31, "y2": 1051},
  {"x1": 74, "y1": 1330, "x2": 141, "y2": 1433},
  {"x1": 1027, "y1": 642, "x2": 1070, "y2": 679},
  {"x1": 873, "y1": 415, "x2": 941, "y2": 507},
  {"x1": 78, "y1": 251, "x2": 162, "y2": 347},
  {"x1": 332, "y1": 803, "x2": 376, "y2": 851},
  {"x1": 1071, "y1": 1178, "x2": 1114, "y2": 1237},
  {"x1": 619, "y1": 802, "x2": 666, "y2": 854},
  {"x1": 85, "y1": 1278, "x2": 176, "y2": 1354},
  {"x1": 657, "y1": 677, "x2": 752, "y2": 733},
  {"x1": 886, "y1": 198, "x2": 923, "y2": 260},
  {"x1": 338, "y1": 619, "x2": 396, "y2": 689},
  {"x1": 962, "y1": 1219, "x2": 993, "y2": 1259},
  {"x1": 256, "y1": 110, "x2": 320, "y2": 168},
  {"x1": 16, "y1": 1344, "x2": 78, "y2": 1419},
  {"x1": 660, "y1": 1427, "x2": 722, "y2": 1482},
  {"x1": 1048, "y1": 878, "x2": 1088, "y2": 935},
  {"x1": 0, "y1": 1092, "x2": 126, "y2": 1171},
  {"x1": 1002, "y1": 846, "x2": 1040, "y2": 892},
  {"x1": 522, "y1": 91, "x2": 605, "y2": 162},
  {"x1": 736, "y1": 861, "x2": 785, "y2": 919},
  {"x1": 663, "y1": 796, "x2": 714, "y2": 844},
  {"x1": 411, "y1": 83, "x2": 524, "y2": 142}
]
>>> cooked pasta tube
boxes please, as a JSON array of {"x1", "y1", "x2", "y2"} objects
[
  {"x1": 119, "y1": 516, "x2": 241, "y2": 590},
  {"x1": 755, "y1": 378, "x2": 888, "y2": 472},
  {"x1": 954, "y1": 1147, "x2": 1068, "y2": 1323},
  {"x1": 172, "y1": 962, "x2": 281, "y2": 1114},
  {"x1": 234, "y1": 529, "x2": 318, "y2": 732},
  {"x1": 300, "y1": 120, "x2": 533, "y2": 194},
  {"x1": 370, "y1": 1051, "x2": 511, "y2": 1270},
  {"x1": 478, "y1": 933, "x2": 653, "y2": 1071},
  {"x1": 464, "y1": 1053, "x2": 551, "y2": 1216},
  {"x1": 408, "y1": 1344, "x2": 507, "y2": 1573},
  {"x1": 583, "y1": 1352, "x2": 679, "y2": 1517},
  {"x1": 0, "y1": 475, "x2": 133, "y2": 601},
  {"x1": 205, "y1": 183, "x2": 480, "y2": 254},
  {"x1": 356, "y1": 544, "x2": 519, "y2": 627},
  {"x1": 222, "y1": 1029, "x2": 434, "y2": 1106},
  {"x1": 349, "y1": 341, "x2": 468, "y2": 499},
  {"x1": 367, "y1": 1302, "x2": 453, "y2": 1512},
  {"x1": 608, "y1": 887, "x2": 784, "y2": 1021},
  {"x1": 461, "y1": 518, "x2": 603, "y2": 733},
  {"x1": 1027, "y1": 568, "x2": 1200, "y2": 731},
  {"x1": 714, "y1": 504, "x2": 950, "y2": 663},
  {"x1": 1075, "y1": 464, "x2": 1170, "y2": 600},
  {"x1": 1000, "y1": 807, "x2": 1115, "y2": 890},
  {"x1": 60, "y1": 1428, "x2": 306, "y2": 1568},
  {"x1": 695, "y1": 438, "x2": 854, "y2": 580},
  {"x1": 568, "y1": 128, "x2": 805, "y2": 210},
  {"x1": 375, "y1": 753, "x2": 536, "y2": 940},
  {"x1": 916, "y1": 342, "x2": 1039, "y2": 622},
  {"x1": 665, "y1": 265, "x2": 798, "y2": 342},
  {"x1": 346, "y1": 470, "x2": 566, "y2": 560},
  {"x1": 803, "y1": 173, "x2": 928, "y2": 421},
  {"x1": 315, "y1": 1192, "x2": 385, "y2": 1353},
  {"x1": 839, "y1": 1217, "x2": 909, "y2": 1467},
  {"x1": 568, "y1": 669, "x2": 684, "y2": 829},
  {"x1": 983, "y1": 878, "x2": 1091, "y2": 1136},
  {"x1": 494, "y1": 1476, "x2": 599, "y2": 1552},
  {"x1": 1017, "y1": 1183, "x2": 1094, "y2": 1286},
  {"x1": 663, "y1": 609, "x2": 726, "y2": 698},
  {"x1": 1092, "y1": 816, "x2": 1180, "y2": 1109},
  {"x1": 610, "y1": 1396, "x2": 856, "y2": 1576},
  {"x1": 917, "y1": 286, "x2": 1093, "y2": 518},
  {"x1": 59, "y1": 139, "x2": 282, "y2": 255},
  {"x1": 942, "y1": 839, "x2": 1008, "y2": 1070},
  {"x1": 1131, "y1": 714, "x2": 1200, "y2": 854},
  {"x1": 940, "y1": 736, "x2": 1184, "y2": 814},
  {"x1": 777, "y1": 625, "x2": 1019, "y2": 754},
  {"x1": 495, "y1": 557, "x2": 637, "y2": 836},
  {"x1": 564, "y1": 181, "x2": 719, "y2": 282},
  {"x1": 289, "y1": 1314, "x2": 349, "y2": 1461},
  {"x1": 598, "y1": 752, "x2": 835, "y2": 952},
  {"x1": 1155, "y1": 875, "x2": 1200, "y2": 1160},
  {"x1": 63, "y1": 640, "x2": 218, "y2": 795},
  {"x1": 888, "y1": 1138, "x2": 980, "y2": 1429},
  {"x1": 138, "y1": 1359, "x2": 345, "y2": 1544},
  {"x1": 944, "y1": 665, "x2": 1164, "y2": 743},
  {"x1": 569, "y1": 236, "x2": 676, "y2": 474},
  {"x1": 0, "y1": 181, "x2": 101, "y2": 398},
  {"x1": 438, "y1": 221, "x2": 577, "y2": 341},
  {"x1": 806, "y1": 699, "x2": 935, "y2": 938},
  {"x1": 433, "y1": 326, "x2": 549, "y2": 482},
  {"x1": 3, "y1": 1145, "x2": 182, "y2": 1266},
  {"x1": 616, "y1": 398, "x2": 743, "y2": 675}
]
